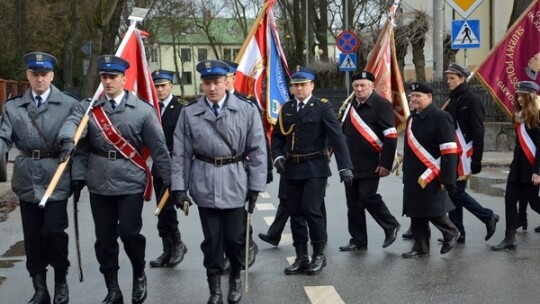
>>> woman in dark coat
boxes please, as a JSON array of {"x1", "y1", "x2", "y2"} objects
[{"x1": 492, "y1": 81, "x2": 540, "y2": 251}]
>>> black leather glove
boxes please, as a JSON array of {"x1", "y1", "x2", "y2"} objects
[
  {"x1": 246, "y1": 190, "x2": 259, "y2": 214},
  {"x1": 172, "y1": 190, "x2": 192, "y2": 215},
  {"x1": 266, "y1": 170, "x2": 273, "y2": 184},
  {"x1": 471, "y1": 160, "x2": 482, "y2": 174},
  {"x1": 275, "y1": 158, "x2": 286, "y2": 174},
  {"x1": 444, "y1": 184, "x2": 457, "y2": 194},
  {"x1": 71, "y1": 180, "x2": 86, "y2": 202},
  {"x1": 339, "y1": 169, "x2": 354, "y2": 187},
  {"x1": 58, "y1": 140, "x2": 75, "y2": 163}
]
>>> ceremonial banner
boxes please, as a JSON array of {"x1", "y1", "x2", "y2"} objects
[
  {"x1": 364, "y1": 0, "x2": 409, "y2": 131},
  {"x1": 234, "y1": 0, "x2": 291, "y2": 137},
  {"x1": 474, "y1": 0, "x2": 540, "y2": 117}
]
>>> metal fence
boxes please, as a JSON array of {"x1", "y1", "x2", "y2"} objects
[{"x1": 315, "y1": 78, "x2": 509, "y2": 123}]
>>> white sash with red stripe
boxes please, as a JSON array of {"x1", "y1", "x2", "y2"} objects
[
  {"x1": 407, "y1": 118, "x2": 458, "y2": 188},
  {"x1": 93, "y1": 106, "x2": 153, "y2": 201},
  {"x1": 455, "y1": 124, "x2": 473, "y2": 180},
  {"x1": 516, "y1": 122, "x2": 536, "y2": 165},
  {"x1": 348, "y1": 105, "x2": 397, "y2": 152}
]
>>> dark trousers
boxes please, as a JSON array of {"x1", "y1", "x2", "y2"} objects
[
  {"x1": 90, "y1": 193, "x2": 145, "y2": 275},
  {"x1": 199, "y1": 206, "x2": 245, "y2": 276},
  {"x1": 411, "y1": 216, "x2": 458, "y2": 254},
  {"x1": 504, "y1": 181, "x2": 540, "y2": 231},
  {"x1": 287, "y1": 177, "x2": 327, "y2": 245},
  {"x1": 153, "y1": 177, "x2": 179, "y2": 237},
  {"x1": 266, "y1": 198, "x2": 289, "y2": 240},
  {"x1": 448, "y1": 180, "x2": 494, "y2": 235},
  {"x1": 344, "y1": 178, "x2": 399, "y2": 246},
  {"x1": 20, "y1": 200, "x2": 69, "y2": 276}
]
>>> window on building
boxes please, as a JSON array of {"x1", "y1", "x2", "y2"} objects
[
  {"x1": 233, "y1": 48, "x2": 240, "y2": 60},
  {"x1": 182, "y1": 72, "x2": 192, "y2": 85},
  {"x1": 198, "y1": 48, "x2": 207, "y2": 61},
  {"x1": 180, "y1": 48, "x2": 191, "y2": 62},
  {"x1": 223, "y1": 48, "x2": 232, "y2": 61}
]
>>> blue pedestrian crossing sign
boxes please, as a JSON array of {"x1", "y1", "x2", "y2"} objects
[
  {"x1": 339, "y1": 53, "x2": 357, "y2": 71},
  {"x1": 451, "y1": 20, "x2": 480, "y2": 49}
]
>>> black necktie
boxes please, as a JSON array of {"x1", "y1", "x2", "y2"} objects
[
  {"x1": 297, "y1": 101, "x2": 304, "y2": 112},
  {"x1": 109, "y1": 99, "x2": 116, "y2": 109},
  {"x1": 159, "y1": 102, "x2": 164, "y2": 111},
  {"x1": 36, "y1": 95, "x2": 43, "y2": 108},
  {"x1": 212, "y1": 103, "x2": 219, "y2": 116}
]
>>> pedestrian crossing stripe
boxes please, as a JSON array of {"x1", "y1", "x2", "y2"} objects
[
  {"x1": 304, "y1": 286, "x2": 345, "y2": 304},
  {"x1": 453, "y1": 21, "x2": 479, "y2": 45}
]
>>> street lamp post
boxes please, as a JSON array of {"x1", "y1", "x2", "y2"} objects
[{"x1": 305, "y1": 0, "x2": 309, "y2": 65}]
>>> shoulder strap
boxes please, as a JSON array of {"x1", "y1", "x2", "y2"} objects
[
  {"x1": 209, "y1": 121, "x2": 237, "y2": 156},
  {"x1": 27, "y1": 111, "x2": 57, "y2": 151}
]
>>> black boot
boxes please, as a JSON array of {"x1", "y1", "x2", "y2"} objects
[
  {"x1": 491, "y1": 230, "x2": 517, "y2": 251},
  {"x1": 102, "y1": 271, "x2": 123, "y2": 304},
  {"x1": 306, "y1": 243, "x2": 327, "y2": 276},
  {"x1": 207, "y1": 275, "x2": 223, "y2": 304},
  {"x1": 53, "y1": 271, "x2": 68, "y2": 304},
  {"x1": 284, "y1": 243, "x2": 310, "y2": 275},
  {"x1": 227, "y1": 267, "x2": 242, "y2": 304},
  {"x1": 168, "y1": 231, "x2": 187, "y2": 267},
  {"x1": 149, "y1": 235, "x2": 172, "y2": 267},
  {"x1": 28, "y1": 271, "x2": 50, "y2": 304},
  {"x1": 132, "y1": 272, "x2": 147, "y2": 304}
]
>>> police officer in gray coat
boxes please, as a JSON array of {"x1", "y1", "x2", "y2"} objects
[
  {"x1": 58, "y1": 55, "x2": 171, "y2": 304},
  {"x1": 171, "y1": 60, "x2": 267, "y2": 304},
  {"x1": 0, "y1": 52, "x2": 80, "y2": 304}
]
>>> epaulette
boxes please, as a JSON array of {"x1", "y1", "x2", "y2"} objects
[
  {"x1": 62, "y1": 91, "x2": 80, "y2": 100},
  {"x1": 185, "y1": 99, "x2": 198, "y2": 107},
  {"x1": 320, "y1": 98, "x2": 329, "y2": 103},
  {"x1": 237, "y1": 95, "x2": 255, "y2": 107},
  {"x1": 4, "y1": 95, "x2": 22, "y2": 103}
]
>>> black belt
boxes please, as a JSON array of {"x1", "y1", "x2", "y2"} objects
[
  {"x1": 195, "y1": 154, "x2": 245, "y2": 166},
  {"x1": 287, "y1": 150, "x2": 326, "y2": 163},
  {"x1": 92, "y1": 150, "x2": 126, "y2": 160},
  {"x1": 20, "y1": 150, "x2": 60, "y2": 159}
]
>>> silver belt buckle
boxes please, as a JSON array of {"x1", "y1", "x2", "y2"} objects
[
  {"x1": 32, "y1": 150, "x2": 41, "y2": 160},
  {"x1": 108, "y1": 150, "x2": 117, "y2": 160}
]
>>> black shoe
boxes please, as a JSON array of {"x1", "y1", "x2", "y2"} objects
[
  {"x1": 207, "y1": 275, "x2": 223, "y2": 304},
  {"x1": 53, "y1": 279, "x2": 69, "y2": 304},
  {"x1": 485, "y1": 214, "x2": 500, "y2": 241},
  {"x1": 149, "y1": 236, "x2": 172, "y2": 267},
  {"x1": 102, "y1": 271, "x2": 123, "y2": 304},
  {"x1": 168, "y1": 241, "x2": 187, "y2": 268},
  {"x1": 437, "y1": 234, "x2": 465, "y2": 244},
  {"x1": 132, "y1": 272, "x2": 147, "y2": 304},
  {"x1": 402, "y1": 228, "x2": 413, "y2": 240},
  {"x1": 284, "y1": 256, "x2": 310, "y2": 275},
  {"x1": 383, "y1": 224, "x2": 400, "y2": 248},
  {"x1": 306, "y1": 254, "x2": 326, "y2": 275},
  {"x1": 227, "y1": 275, "x2": 242, "y2": 304},
  {"x1": 440, "y1": 232, "x2": 460, "y2": 254},
  {"x1": 401, "y1": 250, "x2": 429, "y2": 258},
  {"x1": 258, "y1": 233, "x2": 279, "y2": 246},
  {"x1": 491, "y1": 239, "x2": 517, "y2": 251},
  {"x1": 535, "y1": 225, "x2": 540, "y2": 233},
  {"x1": 338, "y1": 243, "x2": 367, "y2": 251}
]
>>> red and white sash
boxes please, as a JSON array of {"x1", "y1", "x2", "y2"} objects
[
  {"x1": 93, "y1": 106, "x2": 153, "y2": 201},
  {"x1": 455, "y1": 124, "x2": 473, "y2": 180},
  {"x1": 516, "y1": 122, "x2": 536, "y2": 165},
  {"x1": 407, "y1": 118, "x2": 458, "y2": 188},
  {"x1": 348, "y1": 106, "x2": 397, "y2": 152}
]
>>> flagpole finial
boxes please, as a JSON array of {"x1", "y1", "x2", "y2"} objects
[{"x1": 128, "y1": 7, "x2": 149, "y2": 23}]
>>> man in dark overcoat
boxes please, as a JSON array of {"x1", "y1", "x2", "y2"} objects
[
  {"x1": 402, "y1": 82, "x2": 460, "y2": 258},
  {"x1": 339, "y1": 71, "x2": 401, "y2": 251}
]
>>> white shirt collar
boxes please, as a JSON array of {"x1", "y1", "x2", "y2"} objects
[
  {"x1": 206, "y1": 95, "x2": 226, "y2": 111},
  {"x1": 32, "y1": 87, "x2": 51, "y2": 103},
  {"x1": 105, "y1": 91, "x2": 125, "y2": 106}
]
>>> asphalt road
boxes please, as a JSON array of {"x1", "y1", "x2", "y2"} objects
[{"x1": 1, "y1": 160, "x2": 540, "y2": 304}]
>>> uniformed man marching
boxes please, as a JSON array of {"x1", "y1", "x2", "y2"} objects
[
  {"x1": 0, "y1": 52, "x2": 80, "y2": 304},
  {"x1": 271, "y1": 66, "x2": 353, "y2": 275},
  {"x1": 58, "y1": 55, "x2": 171, "y2": 304},
  {"x1": 149, "y1": 69, "x2": 187, "y2": 268},
  {"x1": 402, "y1": 82, "x2": 460, "y2": 258},
  {"x1": 171, "y1": 60, "x2": 267, "y2": 304}
]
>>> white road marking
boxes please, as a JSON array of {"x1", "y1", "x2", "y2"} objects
[{"x1": 304, "y1": 286, "x2": 345, "y2": 304}]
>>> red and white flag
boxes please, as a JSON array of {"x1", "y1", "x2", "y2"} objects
[{"x1": 364, "y1": 0, "x2": 409, "y2": 132}]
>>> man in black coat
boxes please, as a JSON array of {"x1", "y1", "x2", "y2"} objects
[
  {"x1": 443, "y1": 63, "x2": 499, "y2": 244},
  {"x1": 339, "y1": 71, "x2": 401, "y2": 251},
  {"x1": 149, "y1": 69, "x2": 187, "y2": 268},
  {"x1": 271, "y1": 66, "x2": 353, "y2": 275},
  {"x1": 402, "y1": 83, "x2": 460, "y2": 258}
]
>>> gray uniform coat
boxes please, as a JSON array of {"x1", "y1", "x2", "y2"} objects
[
  {"x1": 171, "y1": 92, "x2": 267, "y2": 209},
  {"x1": 0, "y1": 85, "x2": 80, "y2": 202},
  {"x1": 57, "y1": 91, "x2": 171, "y2": 196}
]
